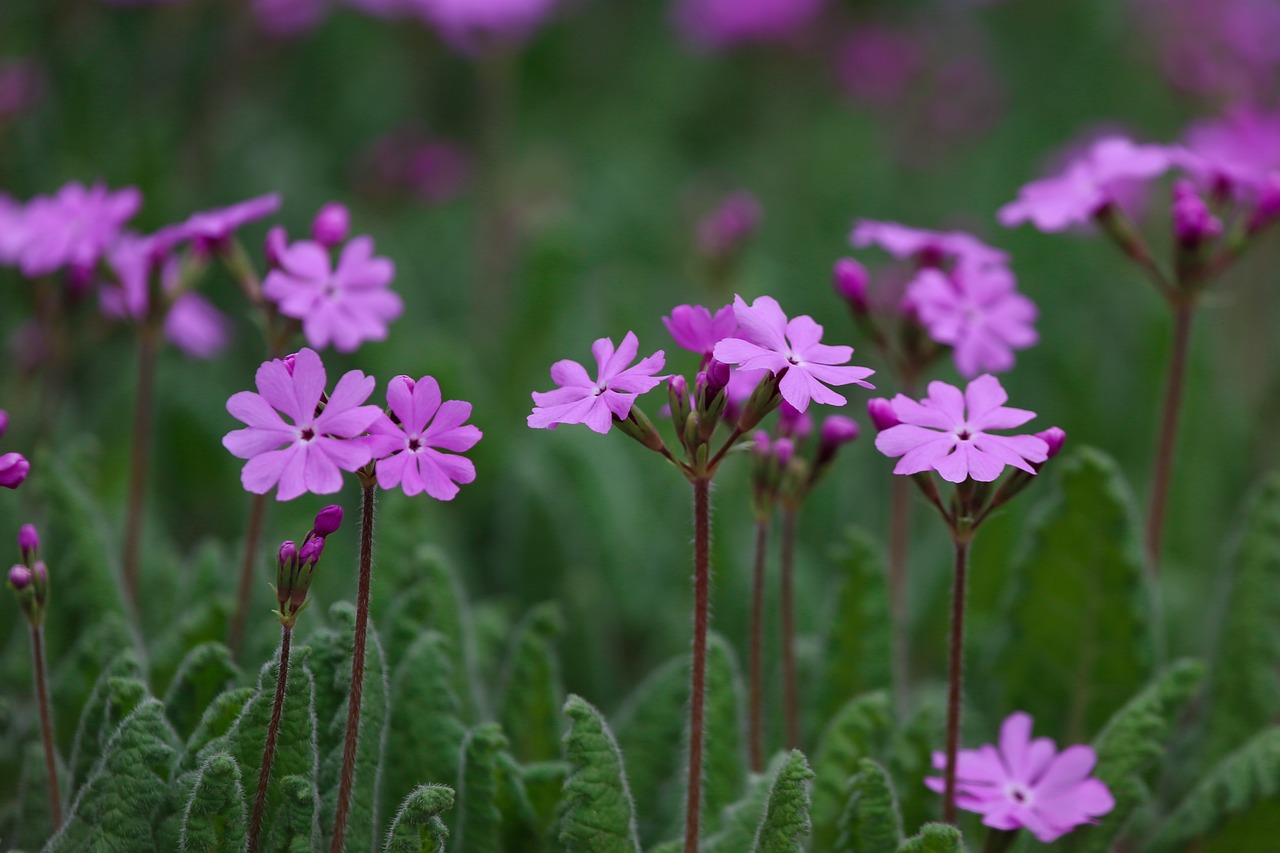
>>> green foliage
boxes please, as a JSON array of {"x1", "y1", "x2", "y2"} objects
[
  {"x1": 178, "y1": 752, "x2": 246, "y2": 853},
  {"x1": 835, "y1": 758, "x2": 903, "y2": 853},
  {"x1": 818, "y1": 530, "x2": 892, "y2": 722},
  {"x1": 11, "y1": 740, "x2": 69, "y2": 850},
  {"x1": 896, "y1": 823, "x2": 965, "y2": 852},
  {"x1": 178, "y1": 687, "x2": 255, "y2": 774},
  {"x1": 383, "y1": 784, "x2": 456, "y2": 853},
  {"x1": 50, "y1": 612, "x2": 133, "y2": 753},
  {"x1": 150, "y1": 594, "x2": 233, "y2": 700},
  {"x1": 998, "y1": 449, "x2": 1152, "y2": 739},
  {"x1": 883, "y1": 690, "x2": 946, "y2": 835},
  {"x1": 750, "y1": 750, "x2": 815, "y2": 853},
  {"x1": 559, "y1": 694, "x2": 642, "y2": 853},
  {"x1": 702, "y1": 634, "x2": 748, "y2": 834},
  {"x1": 270, "y1": 775, "x2": 322, "y2": 853},
  {"x1": 809, "y1": 691, "x2": 891, "y2": 850},
  {"x1": 163, "y1": 642, "x2": 239, "y2": 741},
  {"x1": 612, "y1": 654, "x2": 686, "y2": 844},
  {"x1": 499, "y1": 602, "x2": 567, "y2": 765},
  {"x1": 702, "y1": 761, "x2": 775, "y2": 853},
  {"x1": 68, "y1": 662, "x2": 147, "y2": 794},
  {"x1": 452, "y1": 723, "x2": 508, "y2": 853}
]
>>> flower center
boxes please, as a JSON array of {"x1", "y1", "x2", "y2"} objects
[
  {"x1": 1006, "y1": 782, "x2": 1033, "y2": 806},
  {"x1": 594, "y1": 383, "x2": 607, "y2": 397},
  {"x1": 300, "y1": 427, "x2": 315, "y2": 442},
  {"x1": 956, "y1": 428, "x2": 972, "y2": 441},
  {"x1": 323, "y1": 279, "x2": 339, "y2": 299},
  {"x1": 408, "y1": 435, "x2": 422, "y2": 452}
]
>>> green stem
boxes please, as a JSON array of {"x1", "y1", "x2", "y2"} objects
[
  {"x1": 31, "y1": 624, "x2": 61, "y2": 829},
  {"x1": 684, "y1": 478, "x2": 711, "y2": 853},
  {"x1": 888, "y1": 472, "x2": 911, "y2": 710},
  {"x1": 246, "y1": 625, "x2": 291, "y2": 853},
  {"x1": 942, "y1": 537, "x2": 970, "y2": 826}
]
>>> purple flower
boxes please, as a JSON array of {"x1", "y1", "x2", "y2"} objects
[
  {"x1": 18, "y1": 524, "x2": 39, "y2": 564},
  {"x1": 1171, "y1": 179, "x2": 1223, "y2": 244},
  {"x1": 166, "y1": 293, "x2": 232, "y2": 359},
  {"x1": 925, "y1": 711, "x2": 1114, "y2": 842},
  {"x1": 999, "y1": 137, "x2": 1175, "y2": 232},
  {"x1": 16, "y1": 182, "x2": 141, "y2": 277},
  {"x1": 696, "y1": 192, "x2": 762, "y2": 259},
  {"x1": 366, "y1": 375, "x2": 482, "y2": 500},
  {"x1": 850, "y1": 219, "x2": 1008, "y2": 268},
  {"x1": 222, "y1": 348, "x2": 385, "y2": 500},
  {"x1": 874, "y1": 375, "x2": 1048, "y2": 483},
  {"x1": 663, "y1": 303, "x2": 738, "y2": 358},
  {"x1": 312, "y1": 202, "x2": 350, "y2": 247},
  {"x1": 416, "y1": 0, "x2": 558, "y2": 53},
  {"x1": 310, "y1": 504, "x2": 344, "y2": 538},
  {"x1": 674, "y1": 0, "x2": 825, "y2": 49},
  {"x1": 906, "y1": 261, "x2": 1038, "y2": 378},
  {"x1": 169, "y1": 193, "x2": 282, "y2": 251},
  {"x1": 1180, "y1": 107, "x2": 1280, "y2": 198},
  {"x1": 712, "y1": 295, "x2": 875, "y2": 412},
  {"x1": 866, "y1": 397, "x2": 900, "y2": 431},
  {"x1": 263, "y1": 235, "x2": 402, "y2": 353},
  {"x1": 0, "y1": 453, "x2": 30, "y2": 489},
  {"x1": 529, "y1": 332, "x2": 667, "y2": 434}
]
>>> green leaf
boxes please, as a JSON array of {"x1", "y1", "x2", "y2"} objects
[
  {"x1": 896, "y1": 823, "x2": 965, "y2": 852},
  {"x1": 835, "y1": 758, "x2": 903, "y2": 853},
  {"x1": 178, "y1": 752, "x2": 246, "y2": 853},
  {"x1": 178, "y1": 687, "x2": 255, "y2": 774},
  {"x1": 156, "y1": 769, "x2": 200, "y2": 853},
  {"x1": 11, "y1": 740, "x2": 69, "y2": 850},
  {"x1": 703, "y1": 634, "x2": 748, "y2": 834},
  {"x1": 452, "y1": 723, "x2": 508, "y2": 853},
  {"x1": 884, "y1": 690, "x2": 945, "y2": 835},
  {"x1": 559, "y1": 694, "x2": 642, "y2": 853},
  {"x1": 50, "y1": 612, "x2": 133, "y2": 754},
  {"x1": 270, "y1": 775, "x2": 321, "y2": 853},
  {"x1": 612, "y1": 654, "x2": 686, "y2": 843},
  {"x1": 818, "y1": 530, "x2": 892, "y2": 722},
  {"x1": 495, "y1": 751, "x2": 545, "y2": 852},
  {"x1": 383, "y1": 784, "x2": 455, "y2": 853},
  {"x1": 150, "y1": 594, "x2": 233, "y2": 700},
  {"x1": 498, "y1": 602, "x2": 566, "y2": 765},
  {"x1": 750, "y1": 750, "x2": 814, "y2": 853},
  {"x1": 998, "y1": 449, "x2": 1152, "y2": 740},
  {"x1": 702, "y1": 760, "x2": 777, "y2": 853},
  {"x1": 164, "y1": 642, "x2": 240, "y2": 741},
  {"x1": 46, "y1": 698, "x2": 177, "y2": 853},
  {"x1": 67, "y1": 662, "x2": 147, "y2": 795},
  {"x1": 809, "y1": 691, "x2": 891, "y2": 851}
]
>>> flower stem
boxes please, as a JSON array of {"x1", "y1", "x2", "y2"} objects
[
  {"x1": 122, "y1": 324, "x2": 160, "y2": 611},
  {"x1": 228, "y1": 492, "x2": 269, "y2": 659},
  {"x1": 779, "y1": 507, "x2": 801, "y2": 751},
  {"x1": 330, "y1": 482, "x2": 376, "y2": 853},
  {"x1": 31, "y1": 624, "x2": 61, "y2": 828},
  {"x1": 247, "y1": 624, "x2": 291, "y2": 853},
  {"x1": 1145, "y1": 300, "x2": 1195, "y2": 574},
  {"x1": 748, "y1": 516, "x2": 768, "y2": 773},
  {"x1": 888, "y1": 473, "x2": 912, "y2": 711},
  {"x1": 942, "y1": 537, "x2": 970, "y2": 826},
  {"x1": 684, "y1": 477, "x2": 711, "y2": 853}
]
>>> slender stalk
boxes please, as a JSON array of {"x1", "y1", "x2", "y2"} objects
[
  {"x1": 887, "y1": 473, "x2": 911, "y2": 709},
  {"x1": 247, "y1": 625, "x2": 292, "y2": 853},
  {"x1": 748, "y1": 516, "x2": 768, "y2": 773},
  {"x1": 471, "y1": 49, "x2": 518, "y2": 346},
  {"x1": 31, "y1": 624, "x2": 61, "y2": 828},
  {"x1": 122, "y1": 325, "x2": 160, "y2": 609},
  {"x1": 330, "y1": 483, "x2": 376, "y2": 853},
  {"x1": 779, "y1": 508, "x2": 801, "y2": 751},
  {"x1": 684, "y1": 478, "x2": 711, "y2": 853},
  {"x1": 1145, "y1": 300, "x2": 1195, "y2": 573},
  {"x1": 228, "y1": 492, "x2": 269, "y2": 658},
  {"x1": 942, "y1": 538, "x2": 971, "y2": 825}
]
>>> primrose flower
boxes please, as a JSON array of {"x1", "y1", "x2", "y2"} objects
[
  {"x1": 263, "y1": 234, "x2": 402, "y2": 353},
  {"x1": 664, "y1": 303, "x2": 737, "y2": 358},
  {"x1": 712, "y1": 295, "x2": 875, "y2": 412},
  {"x1": 874, "y1": 375, "x2": 1048, "y2": 483},
  {"x1": 168, "y1": 193, "x2": 282, "y2": 251},
  {"x1": 366, "y1": 375, "x2": 482, "y2": 500},
  {"x1": 1180, "y1": 107, "x2": 1280, "y2": 198},
  {"x1": 851, "y1": 219, "x2": 1008, "y2": 268},
  {"x1": 16, "y1": 181, "x2": 141, "y2": 277},
  {"x1": 528, "y1": 332, "x2": 667, "y2": 434},
  {"x1": 926, "y1": 711, "x2": 1114, "y2": 842},
  {"x1": 222, "y1": 348, "x2": 384, "y2": 500},
  {"x1": 907, "y1": 261, "x2": 1038, "y2": 378}
]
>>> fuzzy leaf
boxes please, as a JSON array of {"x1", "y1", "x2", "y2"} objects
[
  {"x1": 612, "y1": 654, "x2": 686, "y2": 843},
  {"x1": 271, "y1": 775, "x2": 321, "y2": 853},
  {"x1": 383, "y1": 784, "x2": 456, "y2": 853},
  {"x1": 702, "y1": 760, "x2": 778, "y2": 853},
  {"x1": 178, "y1": 687, "x2": 256, "y2": 774},
  {"x1": 559, "y1": 695, "x2": 642, "y2": 853},
  {"x1": 703, "y1": 634, "x2": 748, "y2": 834},
  {"x1": 998, "y1": 449, "x2": 1152, "y2": 740},
  {"x1": 68, "y1": 664, "x2": 147, "y2": 795},
  {"x1": 164, "y1": 642, "x2": 239, "y2": 741},
  {"x1": 150, "y1": 593, "x2": 233, "y2": 700},
  {"x1": 809, "y1": 691, "x2": 891, "y2": 850},
  {"x1": 178, "y1": 752, "x2": 246, "y2": 853},
  {"x1": 452, "y1": 723, "x2": 508, "y2": 853},
  {"x1": 156, "y1": 769, "x2": 200, "y2": 852},
  {"x1": 50, "y1": 612, "x2": 133, "y2": 754},
  {"x1": 12, "y1": 740, "x2": 69, "y2": 850},
  {"x1": 835, "y1": 758, "x2": 903, "y2": 853},
  {"x1": 819, "y1": 530, "x2": 892, "y2": 722},
  {"x1": 896, "y1": 823, "x2": 964, "y2": 852},
  {"x1": 499, "y1": 602, "x2": 567, "y2": 765},
  {"x1": 884, "y1": 690, "x2": 945, "y2": 835},
  {"x1": 750, "y1": 749, "x2": 814, "y2": 852}
]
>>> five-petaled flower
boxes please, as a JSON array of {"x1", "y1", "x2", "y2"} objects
[
  {"x1": 926, "y1": 711, "x2": 1114, "y2": 842},
  {"x1": 712, "y1": 295, "x2": 875, "y2": 412},
  {"x1": 874, "y1": 375, "x2": 1048, "y2": 483},
  {"x1": 528, "y1": 332, "x2": 667, "y2": 434},
  {"x1": 222, "y1": 348, "x2": 384, "y2": 500},
  {"x1": 851, "y1": 219, "x2": 1009, "y2": 268},
  {"x1": 367, "y1": 375, "x2": 482, "y2": 500}
]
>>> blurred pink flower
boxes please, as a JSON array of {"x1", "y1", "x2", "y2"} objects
[
  {"x1": 164, "y1": 193, "x2": 282, "y2": 252},
  {"x1": 15, "y1": 182, "x2": 141, "y2": 277},
  {"x1": 0, "y1": 195, "x2": 29, "y2": 266},
  {"x1": 416, "y1": 0, "x2": 558, "y2": 52},
  {"x1": 366, "y1": 375, "x2": 482, "y2": 499},
  {"x1": 836, "y1": 25, "x2": 924, "y2": 106},
  {"x1": 675, "y1": 0, "x2": 825, "y2": 49},
  {"x1": 1137, "y1": 0, "x2": 1280, "y2": 105},
  {"x1": 1181, "y1": 107, "x2": 1280, "y2": 198},
  {"x1": 0, "y1": 59, "x2": 44, "y2": 121},
  {"x1": 696, "y1": 192, "x2": 762, "y2": 259},
  {"x1": 252, "y1": 0, "x2": 327, "y2": 37},
  {"x1": 529, "y1": 332, "x2": 667, "y2": 434},
  {"x1": 851, "y1": 219, "x2": 1008, "y2": 267}
]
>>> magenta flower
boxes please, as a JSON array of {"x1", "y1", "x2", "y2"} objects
[
  {"x1": 528, "y1": 332, "x2": 667, "y2": 434},
  {"x1": 365, "y1": 375, "x2": 482, "y2": 500},
  {"x1": 222, "y1": 348, "x2": 384, "y2": 501},
  {"x1": 907, "y1": 261, "x2": 1038, "y2": 378},
  {"x1": 417, "y1": 0, "x2": 558, "y2": 52},
  {"x1": 874, "y1": 375, "x2": 1048, "y2": 483},
  {"x1": 16, "y1": 181, "x2": 141, "y2": 277},
  {"x1": 262, "y1": 235, "x2": 402, "y2": 353},
  {"x1": 999, "y1": 137, "x2": 1175, "y2": 232},
  {"x1": 169, "y1": 193, "x2": 282, "y2": 251},
  {"x1": 664, "y1": 303, "x2": 737, "y2": 358},
  {"x1": 166, "y1": 293, "x2": 232, "y2": 359},
  {"x1": 835, "y1": 25, "x2": 924, "y2": 107},
  {"x1": 1181, "y1": 107, "x2": 1280, "y2": 198},
  {"x1": 711, "y1": 295, "x2": 875, "y2": 412},
  {"x1": 925, "y1": 712, "x2": 1114, "y2": 842},
  {"x1": 674, "y1": 0, "x2": 825, "y2": 49},
  {"x1": 0, "y1": 195, "x2": 29, "y2": 266},
  {"x1": 0, "y1": 452, "x2": 29, "y2": 489},
  {"x1": 850, "y1": 219, "x2": 1008, "y2": 268}
]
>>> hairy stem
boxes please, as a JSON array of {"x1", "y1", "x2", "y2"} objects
[
  {"x1": 780, "y1": 507, "x2": 801, "y2": 751},
  {"x1": 888, "y1": 473, "x2": 912, "y2": 711},
  {"x1": 247, "y1": 625, "x2": 292, "y2": 853},
  {"x1": 330, "y1": 482, "x2": 376, "y2": 853},
  {"x1": 31, "y1": 624, "x2": 61, "y2": 829},
  {"x1": 942, "y1": 537, "x2": 970, "y2": 826},
  {"x1": 122, "y1": 325, "x2": 160, "y2": 610},
  {"x1": 684, "y1": 477, "x2": 711, "y2": 853},
  {"x1": 228, "y1": 492, "x2": 269, "y2": 659},
  {"x1": 748, "y1": 516, "x2": 768, "y2": 773},
  {"x1": 1145, "y1": 300, "x2": 1195, "y2": 574}
]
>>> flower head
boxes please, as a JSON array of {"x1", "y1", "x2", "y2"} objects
[
  {"x1": 874, "y1": 375, "x2": 1048, "y2": 483},
  {"x1": 16, "y1": 181, "x2": 141, "y2": 277},
  {"x1": 675, "y1": 0, "x2": 825, "y2": 49},
  {"x1": 712, "y1": 295, "x2": 875, "y2": 412},
  {"x1": 926, "y1": 711, "x2": 1114, "y2": 842},
  {"x1": 367, "y1": 375, "x2": 482, "y2": 499},
  {"x1": 167, "y1": 193, "x2": 282, "y2": 252},
  {"x1": 222, "y1": 348, "x2": 384, "y2": 500},
  {"x1": 664, "y1": 303, "x2": 738, "y2": 358},
  {"x1": 529, "y1": 332, "x2": 667, "y2": 434},
  {"x1": 851, "y1": 219, "x2": 1008, "y2": 268},
  {"x1": 1180, "y1": 107, "x2": 1280, "y2": 198}
]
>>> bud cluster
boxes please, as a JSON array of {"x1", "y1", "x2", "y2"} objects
[
  {"x1": 273, "y1": 505, "x2": 343, "y2": 628},
  {"x1": 750, "y1": 403, "x2": 861, "y2": 515},
  {"x1": 8, "y1": 524, "x2": 47, "y2": 626}
]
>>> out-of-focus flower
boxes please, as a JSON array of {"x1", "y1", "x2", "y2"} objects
[
  {"x1": 164, "y1": 193, "x2": 282, "y2": 252},
  {"x1": 528, "y1": 332, "x2": 667, "y2": 434},
  {"x1": 851, "y1": 219, "x2": 1008, "y2": 268},
  {"x1": 15, "y1": 182, "x2": 141, "y2": 277},
  {"x1": 674, "y1": 0, "x2": 825, "y2": 49},
  {"x1": 0, "y1": 195, "x2": 28, "y2": 266},
  {"x1": 835, "y1": 25, "x2": 924, "y2": 106},
  {"x1": 696, "y1": 192, "x2": 762, "y2": 260},
  {"x1": 1171, "y1": 179, "x2": 1223, "y2": 245},
  {"x1": 866, "y1": 398, "x2": 900, "y2": 431},
  {"x1": 366, "y1": 375, "x2": 482, "y2": 499},
  {"x1": 165, "y1": 293, "x2": 232, "y2": 358},
  {"x1": 252, "y1": 0, "x2": 327, "y2": 37},
  {"x1": 359, "y1": 131, "x2": 473, "y2": 204},
  {"x1": 0, "y1": 453, "x2": 29, "y2": 489},
  {"x1": 0, "y1": 59, "x2": 44, "y2": 122},
  {"x1": 1180, "y1": 107, "x2": 1280, "y2": 198},
  {"x1": 414, "y1": 0, "x2": 558, "y2": 53},
  {"x1": 664, "y1": 303, "x2": 738, "y2": 359},
  {"x1": 312, "y1": 202, "x2": 350, "y2": 248}
]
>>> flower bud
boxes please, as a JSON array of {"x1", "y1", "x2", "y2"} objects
[
  {"x1": 751, "y1": 430, "x2": 771, "y2": 459},
  {"x1": 777, "y1": 402, "x2": 813, "y2": 441},
  {"x1": 0, "y1": 452, "x2": 30, "y2": 490},
  {"x1": 17, "y1": 524, "x2": 38, "y2": 565},
  {"x1": 817, "y1": 415, "x2": 859, "y2": 459},
  {"x1": 705, "y1": 358, "x2": 731, "y2": 398},
  {"x1": 282, "y1": 353, "x2": 297, "y2": 375},
  {"x1": 311, "y1": 202, "x2": 350, "y2": 247},
  {"x1": 264, "y1": 225, "x2": 289, "y2": 268},
  {"x1": 31, "y1": 560, "x2": 46, "y2": 584},
  {"x1": 772, "y1": 436, "x2": 795, "y2": 467},
  {"x1": 1172, "y1": 180, "x2": 1222, "y2": 246},
  {"x1": 0, "y1": 409, "x2": 8, "y2": 439},
  {"x1": 8, "y1": 564, "x2": 31, "y2": 590},
  {"x1": 866, "y1": 398, "x2": 900, "y2": 431},
  {"x1": 833, "y1": 257, "x2": 870, "y2": 313},
  {"x1": 278, "y1": 540, "x2": 299, "y2": 571},
  {"x1": 299, "y1": 536, "x2": 325, "y2": 566},
  {"x1": 1248, "y1": 174, "x2": 1280, "y2": 234},
  {"x1": 1035, "y1": 426, "x2": 1066, "y2": 461},
  {"x1": 311, "y1": 505, "x2": 343, "y2": 538}
]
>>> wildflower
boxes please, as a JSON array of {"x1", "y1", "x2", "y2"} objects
[
  {"x1": 866, "y1": 397, "x2": 900, "y2": 431},
  {"x1": 16, "y1": 182, "x2": 141, "y2": 277},
  {"x1": 418, "y1": 0, "x2": 558, "y2": 52},
  {"x1": 832, "y1": 257, "x2": 870, "y2": 313},
  {"x1": 675, "y1": 0, "x2": 825, "y2": 49},
  {"x1": 1180, "y1": 108, "x2": 1280, "y2": 198},
  {"x1": 0, "y1": 453, "x2": 29, "y2": 489},
  {"x1": 874, "y1": 375, "x2": 1048, "y2": 483},
  {"x1": 712, "y1": 294, "x2": 875, "y2": 412},
  {"x1": 925, "y1": 711, "x2": 1114, "y2": 842},
  {"x1": 168, "y1": 193, "x2": 282, "y2": 252},
  {"x1": 529, "y1": 332, "x2": 667, "y2": 434},
  {"x1": 1171, "y1": 180, "x2": 1223, "y2": 245},
  {"x1": 850, "y1": 220, "x2": 1008, "y2": 268},
  {"x1": 664, "y1": 303, "x2": 738, "y2": 359},
  {"x1": 0, "y1": 195, "x2": 28, "y2": 266},
  {"x1": 367, "y1": 375, "x2": 482, "y2": 500},
  {"x1": 222, "y1": 348, "x2": 384, "y2": 500},
  {"x1": 311, "y1": 202, "x2": 350, "y2": 247}
]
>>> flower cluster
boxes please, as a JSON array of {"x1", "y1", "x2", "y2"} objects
[
  {"x1": 7, "y1": 524, "x2": 47, "y2": 626},
  {"x1": 273, "y1": 505, "x2": 343, "y2": 627},
  {"x1": 0, "y1": 182, "x2": 141, "y2": 279}
]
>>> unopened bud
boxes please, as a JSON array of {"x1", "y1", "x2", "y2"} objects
[
  {"x1": 299, "y1": 536, "x2": 325, "y2": 566},
  {"x1": 773, "y1": 437, "x2": 795, "y2": 467},
  {"x1": 751, "y1": 430, "x2": 771, "y2": 459},
  {"x1": 777, "y1": 402, "x2": 813, "y2": 441},
  {"x1": 31, "y1": 560, "x2": 46, "y2": 584},
  {"x1": 866, "y1": 398, "x2": 900, "y2": 431},
  {"x1": 311, "y1": 505, "x2": 343, "y2": 538},
  {"x1": 17, "y1": 524, "x2": 38, "y2": 565},
  {"x1": 264, "y1": 225, "x2": 289, "y2": 268},
  {"x1": 736, "y1": 370, "x2": 784, "y2": 432},
  {"x1": 833, "y1": 257, "x2": 870, "y2": 313},
  {"x1": 614, "y1": 405, "x2": 669, "y2": 456},
  {"x1": 816, "y1": 415, "x2": 859, "y2": 469},
  {"x1": 8, "y1": 564, "x2": 31, "y2": 590},
  {"x1": 0, "y1": 452, "x2": 29, "y2": 490},
  {"x1": 705, "y1": 358, "x2": 731, "y2": 398},
  {"x1": 0, "y1": 410, "x2": 8, "y2": 439},
  {"x1": 1036, "y1": 426, "x2": 1066, "y2": 461},
  {"x1": 311, "y1": 202, "x2": 350, "y2": 247},
  {"x1": 1172, "y1": 180, "x2": 1222, "y2": 246}
]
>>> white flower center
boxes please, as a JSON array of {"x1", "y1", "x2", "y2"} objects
[{"x1": 1005, "y1": 782, "x2": 1034, "y2": 807}]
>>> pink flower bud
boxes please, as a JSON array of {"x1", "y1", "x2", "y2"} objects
[
  {"x1": 311, "y1": 505, "x2": 343, "y2": 538},
  {"x1": 866, "y1": 398, "x2": 900, "y2": 431},
  {"x1": 752, "y1": 430, "x2": 771, "y2": 459},
  {"x1": 778, "y1": 401, "x2": 813, "y2": 440},
  {"x1": 8, "y1": 564, "x2": 31, "y2": 590},
  {"x1": 833, "y1": 257, "x2": 870, "y2": 313},
  {"x1": 705, "y1": 358, "x2": 731, "y2": 397},
  {"x1": 0, "y1": 409, "x2": 8, "y2": 439},
  {"x1": 278, "y1": 540, "x2": 298, "y2": 569},
  {"x1": 311, "y1": 202, "x2": 350, "y2": 247},
  {"x1": 773, "y1": 436, "x2": 795, "y2": 467},
  {"x1": 31, "y1": 560, "x2": 46, "y2": 584},
  {"x1": 821, "y1": 415, "x2": 860, "y2": 448},
  {"x1": 299, "y1": 536, "x2": 325, "y2": 565},
  {"x1": 1035, "y1": 426, "x2": 1066, "y2": 460},
  {"x1": 1172, "y1": 180, "x2": 1222, "y2": 245},
  {"x1": 0, "y1": 452, "x2": 29, "y2": 489},
  {"x1": 17, "y1": 524, "x2": 38, "y2": 564},
  {"x1": 264, "y1": 225, "x2": 289, "y2": 268}
]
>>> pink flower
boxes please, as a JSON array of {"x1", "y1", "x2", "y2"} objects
[
  {"x1": 366, "y1": 375, "x2": 482, "y2": 500},
  {"x1": 222, "y1": 348, "x2": 385, "y2": 500},
  {"x1": 528, "y1": 332, "x2": 667, "y2": 434},
  {"x1": 263, "y1": 235, "x2": 402, "y2": 353},
  {"x1": 0, "y1": 452, "x2": 29, "y2": 489},
  {"x1": 416, "y1": 0, "x2": 558, "y2": 52},
  {"x1": 663, "y1": 303, "x2": 737, "y2": 358},
  {"x1": 674, "y1": 0, "x2": 825, "y2": 49},
  {"x1": 0, "y1": 195, "x2": 29, "y2": 266},
  {"x1": 999, "y1": 137, "x2": 1175, "y2": 232},
  {"x1": 0, "y1": 59, "x2": 44, "y2": 121},
  {"x1": 1180, "y1": 107, "x2": 1280, "y2": 198},
  {"x1": 835, "y1": 25, "x2": 924, "y2": 107},
  {"x1": 711, "y1": 295, "x2": 875, "y2": 412},
  {"x1": 168, "y1": 193, "x2": 282, "y2": 251},
  {"x1": 874, "y1": 375, "x2": 1048, "y2": 483},
  {"x1": 16, "y1": 181, "x2": 141, "y2": 277},
  {"x1": 166, "y1": 293, "x2": 231, "y2": 359},
  {"x1": 907, "y1": 261, "x2": 1038, "y2": 378},
  {"x1": 925, "y1": 711, "x2": 1114, "y2": 843},
  {"x1": 696, "y1": 192, "x2": 762, "y2": 259},
  {"x1": 850, "y1": 219, "x2": 1008, "y2": 268}
]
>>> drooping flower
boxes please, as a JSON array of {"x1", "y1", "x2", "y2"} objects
[
  {"x1": 663, "y1": 303, "x2": 738, "y2": 358},
  {"x1": 674, "y1": 0, "x2": 825, "y2": 49},
  {"x1": 366, "y1": 375, "x2": 482, "y2": 500},
  {"x1": 850, "y1": 219, "x2": 1008, "y2": 268},
  {"x1": 906, "y1": 261, "x2": 1038, "y2": 378},
  {"x1": 416, "y1": 0, "x2": 558, "y2": 53},
  {"x1": 222, "y1": 348, "x2": 385, "y2": 501},
  {"x1": 16, "y1": 181, "x2": 141, "y2": 277},
  {"x1": 874, "y1": 375, "x2": 1048, "y2": 483},
  {"x1": 528, "y1": 332, "x2": 667, "y2": 434},
  {"x1": 262, "y1": 234, "x2": 402, "y2": 353},
  {"x1": 925, "y1": 711, "x2": 1114, "y2": 842},
  {"x1": 712, "y1": 295, "x2": 875, "y2": 412}
]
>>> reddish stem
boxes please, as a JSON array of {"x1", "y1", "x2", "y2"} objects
[
  {"x1": 31, "y1": 624, "x2": 61, "y2": 828},
  {"x1": 247, "y1": 625, "x2": 292, "y2": 853},
  {"x1": 228, "y1": 492, "x2": 269, "y2": 659},
  {"x1": 1145, "y1": 301, "x2": 1195, "y2": 574},
  {"x1": 942, "y1": 537, "x2": 970, "y2": 826},
  {"x1": 684, "y1": 478, "x2": 711, "y2": 853},
  {"x1": 122, "y1": 325, "x2": 160, "y2": 609},
  {"x1": 780, "y1": 508, "x2": 800, "y2": 751},
  {"x1": 748, "y1": 516, "x2": 768, "y2": 773},
  {"x1": 888, "y1": 473, "x2": 911, "y2": 708}
]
